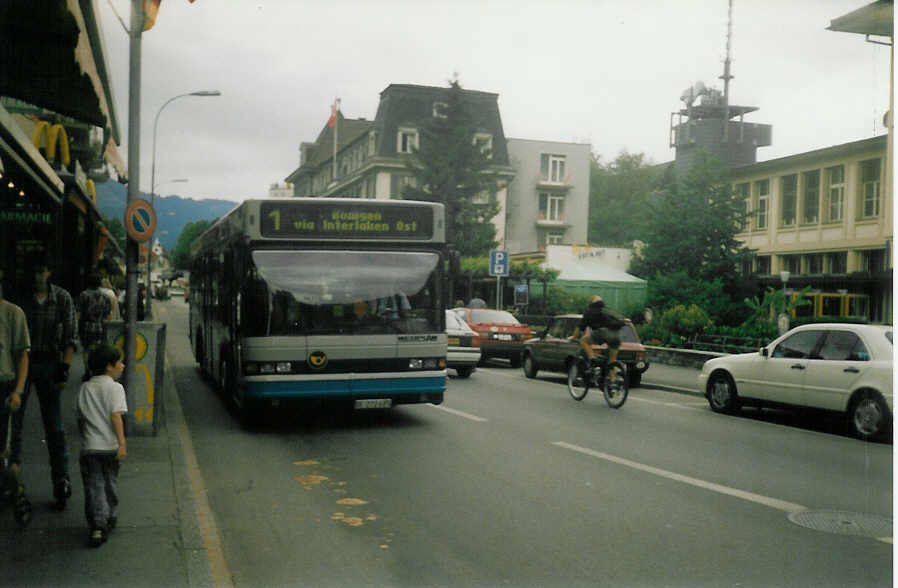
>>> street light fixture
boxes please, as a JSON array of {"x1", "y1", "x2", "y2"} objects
[
  {"x1": 146, "y1": 90, "x2": 221, "y2": 318},
  {"x1": 145, "y1": 178, "x2": 187, "y2": 310}
]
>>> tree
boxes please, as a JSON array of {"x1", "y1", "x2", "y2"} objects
[
  {"x1": 631, "y1": 152, "x2": 752, "y2": 288},
  {"x1": 401, "y1": 79, "x2": 502, "y2": 257},
  {"x1": 170, "y1": 219, "x2": 216, "y2": 270},
  {"x1": 588, "y1": 151, "x2": 662, "y2": 246}
]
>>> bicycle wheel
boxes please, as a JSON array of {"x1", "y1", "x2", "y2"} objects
[
  {"x1": 567, "y1": 358, "x2": 589, "y2": 401},
  {"x1": 602, "y1": 361, "x2": 628, "y2": 409}
]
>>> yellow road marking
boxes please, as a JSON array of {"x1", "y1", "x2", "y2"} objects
[{"x1": 179, "y1": 418, "x2": 234, "y2": 587}]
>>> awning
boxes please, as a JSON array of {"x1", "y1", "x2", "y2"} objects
[
  {"x1": 0, "y1": 0, "x2": 124, "y2": 149},
  {"x1": 828, "y1": 0, "x2": 893, "y2": 38}
]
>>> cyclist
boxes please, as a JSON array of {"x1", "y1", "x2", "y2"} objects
[{"x1": 571, "y1": 295, "x2": 625, "y2": 380}]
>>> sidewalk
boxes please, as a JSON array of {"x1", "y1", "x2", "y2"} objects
[{"x1": 0, "y1": 348, "x2": 213, "y2": 588}]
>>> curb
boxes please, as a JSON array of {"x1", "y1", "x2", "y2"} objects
[
  {"x1": 640, "y1": 381, "x2": 704, "y2": 398},
  {"x1": 162, "y1": 356, "x2": 216, "y2": 588}
]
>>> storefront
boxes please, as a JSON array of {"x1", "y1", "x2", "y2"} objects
[{"x1": 0, "y1": 105, "x2": 65, "y2": 298}]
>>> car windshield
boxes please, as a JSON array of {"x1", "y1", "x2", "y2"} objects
[
  {"x1": 468, "y1": 309, "x2": 519, "y2": 325},
  {"x1": 242, "y1": 250, "x2": 441, "y2": 336}
]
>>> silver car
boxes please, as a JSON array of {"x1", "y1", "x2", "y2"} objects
[{"x1": 698, "y1": 323, "x2": 893, "y2": 440}]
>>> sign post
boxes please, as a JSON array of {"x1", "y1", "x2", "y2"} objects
[{"x1": 489, "y1": 250, "x2": 509, "y2": 309}]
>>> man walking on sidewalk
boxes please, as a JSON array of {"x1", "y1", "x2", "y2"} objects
[
  {"x1": 14, "y1": 256, "x2": 77, "y2": 510},
  {"x1": 0, "y1": 269, "x2": 31, "y2": 524}
]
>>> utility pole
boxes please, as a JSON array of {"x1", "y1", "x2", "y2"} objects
[{"x1": 124, "y1": 0, "x2": 144, "y2": 430}]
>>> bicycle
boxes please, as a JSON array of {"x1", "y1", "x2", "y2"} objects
[{"x1": 566, "y1": 352, "x2": 628, "y2": 408}]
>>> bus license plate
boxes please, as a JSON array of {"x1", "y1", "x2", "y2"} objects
[{"x1": 354, "y1": 398, "x2": 392, "y2": 409}]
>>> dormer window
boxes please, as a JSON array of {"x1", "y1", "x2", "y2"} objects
[
  {"x1": 397, "y1": 127, "x2": 419, "y2": 154},
  {"x1": 432, "y1": 102, "x2": 448, "y2": 119},
  {"x1": 473, "y1": 133, "x2": 493, "y2": 158}
]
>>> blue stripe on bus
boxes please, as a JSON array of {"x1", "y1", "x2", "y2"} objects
[{"x1": 245, "y1": 376, "x2": 446, "y2": 399}]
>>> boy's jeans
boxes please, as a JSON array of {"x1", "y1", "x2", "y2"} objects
[{"x1": 79, "y1": 452, "x2": 120, "y2": 531}]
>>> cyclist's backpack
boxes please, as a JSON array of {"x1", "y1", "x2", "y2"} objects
[{"x1": 598, "y1": 306, "x2": 626, "y2": 329}]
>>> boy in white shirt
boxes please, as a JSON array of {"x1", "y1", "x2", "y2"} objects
[{"x1": 77, "y1": 344, "x2": 127, "y2": 547}]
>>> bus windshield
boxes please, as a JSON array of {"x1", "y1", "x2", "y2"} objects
[{"x1": 243, "y1": 250, "x2": 441, "y2": 336}]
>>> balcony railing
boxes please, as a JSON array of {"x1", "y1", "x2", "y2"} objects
[
  {"x1": 536, "y1": 176, "x2": 573, "y2": 189},
  {"x1": 535, "y1": 216, "x2": 569, "y2": 227}
]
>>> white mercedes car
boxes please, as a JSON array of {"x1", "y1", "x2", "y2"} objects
[
  {"x1": 698, "y1": 323, "x2": 893, "y2": 440},
  {"x1": 446, "y1": 310, "x2": 481, "y2": 378}
]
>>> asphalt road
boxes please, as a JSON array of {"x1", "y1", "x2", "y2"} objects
[{"x1": 157, "y1": 299, "x2": 893, "y2": 587}]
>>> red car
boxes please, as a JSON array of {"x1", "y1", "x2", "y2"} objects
[{"x1": 453, "y1": 308, "x2": 531, "y2": 367}]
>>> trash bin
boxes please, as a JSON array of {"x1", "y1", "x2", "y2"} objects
[{"x1": 104, "y1": 321, "x2": 167, "y2": 436}]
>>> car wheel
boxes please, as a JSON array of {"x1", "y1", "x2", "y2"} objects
[
  {"x1": 707, "y1": 371, "x2": 738, "y2": 414},
  {"x1": 523, "y1": 353, "x2": 538, "y2": 378},
  {"x1": 848, "y1": 390, "x2": 890, "y2": 440},
  {"x1": 509, "y1": 354, "x2": 522, "y2": 369},
  {"x1": 628, "y1": 371, "x2": 642, "y2": 388},
  {"x1": 455, "y1": 366, "x2": 474, "y2": 378}
]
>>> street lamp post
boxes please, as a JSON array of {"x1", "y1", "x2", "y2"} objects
[
  {"x1": 778, "y1": 270, "x2": 791, "y2": 335},
  {"x1": 145, "y1": 89, "x2": 221, "y2": 318},
  {"x1": 145, "y1": 178, "x2": 187, "y2": 311}
]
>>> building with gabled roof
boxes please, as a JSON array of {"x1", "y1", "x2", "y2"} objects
[{"x1": 285, "y1": 83, "x2": 515, "y2": 244}]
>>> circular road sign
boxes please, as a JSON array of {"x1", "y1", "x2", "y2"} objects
[{"x1": 125, "y1": 199, "x2": 157, "y2": 242}]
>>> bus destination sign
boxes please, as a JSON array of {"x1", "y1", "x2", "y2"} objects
[{"x1": 260, "y1": 202, "x2": 434, "y2": 240}]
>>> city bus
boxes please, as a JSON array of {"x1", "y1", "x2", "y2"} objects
[{"x1": 188, "y1": 198, "x2": 447, "y2": 422}]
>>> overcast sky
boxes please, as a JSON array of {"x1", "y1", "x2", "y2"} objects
[{"x1": 96, "y1": 0, "x2": 890, "y2": 203}]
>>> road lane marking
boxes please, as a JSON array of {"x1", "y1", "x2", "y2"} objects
[
  {"x1": 429, "y1": 404, "x2": 488, "y2": 422},
  {"x1": 552, "y1": 441, "x2": 807, "y2": 514}
]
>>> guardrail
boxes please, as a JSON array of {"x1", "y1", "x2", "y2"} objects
[
  {"x1": 645, "y1": 346, "x2": 724, "y2": 369},
  {"x1": 684, "y1": 334, "x2": 768, "y2": 354}
]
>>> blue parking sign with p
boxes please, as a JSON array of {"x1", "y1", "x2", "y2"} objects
[{"x1": 489, "y1": 250, "x2": 509, "y2": 277}]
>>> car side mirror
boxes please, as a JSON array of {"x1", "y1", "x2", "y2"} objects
[{"x1": 759, "y1": 347, "x2": 768, "y2": 357}]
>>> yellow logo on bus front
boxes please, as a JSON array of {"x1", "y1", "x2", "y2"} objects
[{"x1": 307, "y1": 350, "x2": 328, "y2": 370}]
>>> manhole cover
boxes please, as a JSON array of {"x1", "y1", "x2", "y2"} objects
[{"x1": 788, "y1": 510, "x2": 892, "y2": 539}]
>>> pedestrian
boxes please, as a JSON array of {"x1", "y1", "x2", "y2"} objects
[
  {"x1": 136, "y1": 283, "x2": 146, "y2": 321},
  {"x1": 78, "y1": 271, "x2": 112, "y2": 356},
  {"x1": 14, "y1": 255, "x2": 77, "y2": 510},
  {"x1": 77, "y1": 343, "x2": 127, "y2": 547},
  {"x1": 0, "y1": 269, "x2": 31, "y2": 525},
  {"x1": 99, "y1": 277, "x2": 120, "y2": 321}
]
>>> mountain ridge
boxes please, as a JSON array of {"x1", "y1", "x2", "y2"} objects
[{"x1": 95, "y1": 181, "x2": 238, "y2": 250}]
